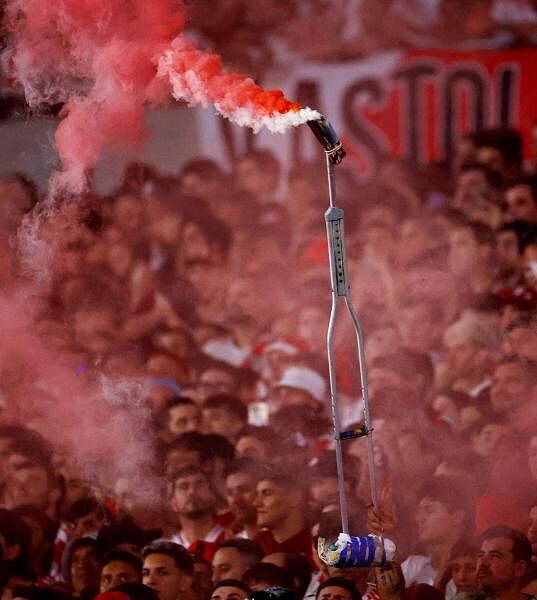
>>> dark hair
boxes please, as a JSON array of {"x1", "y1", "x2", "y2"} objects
[
  {"x1": 102, "y1": 549, "x2": 143, "y2": 572},
  {"x1": 203, "y1": 394, "x2": 248, "y2": 423},
  {"x1": 142, "y1": 541, "x2": 194, "y2": 576},
  {"x1": 164, "y1": 432, "x2": 206, "y2": 460},
  {"x1": 417, "y1": 476, "x2": 473, "y2": 518},
  {"x1": 479, "y1": 525, "x2": 532, "y2": 565},
  {"x1": 449, "y1": 539, "x2": 479, "y2": 561},
  {"x1": 243, "y1": 563, "x2": 295, "y2": 591},
  {"x1": 111, "y1": 582, "x2": 159, "y2": 600},
  {"x1": 317, "y1": 577, "x2": 361, "y2": 600},
  {"x1": 225, "y1": 458, "x2": 261, "y2": 479},
  {"x1": 202, "y1": 434, "x2": 235, "y2": 462},
  {"x1": 68, "y1": 497, "x2": 107, "y2": 522},
  {"x1": 251, "y1": 589, "x2": 297, "y2": 600},
  {"x1": 212, "y1": 579, "x2": 252, "y2": 596},
  {"x1": 215, "y1": 538, "x2": 263, "y2": 565},
  {"x1": 97, "y1": 517, "x2": 162, "y2": 557},
  {"x1": 271, "y1": 554, "x2": 311, "y2": 599}
]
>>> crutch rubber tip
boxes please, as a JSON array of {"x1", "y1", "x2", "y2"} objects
[{"x1": 318, "y1": 533, "x2": 396, "y2": 568}]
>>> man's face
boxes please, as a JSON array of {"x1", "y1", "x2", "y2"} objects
[
  {"x1": 212, "y1": 547, "x2": 251, "y2": 584},
  {"x1": 210, "y1": 585, "x2": 249, "y2": 600},
  {"x1": 490, "y1": 363, "x2": 530, "y2": 414},
  {"x1": 182, "y1": 222, "x2": 211, "y2": 265},
  {"x1": 415, "y1": 497, "x2": 462, "y2": 544},
  {"x1": 4, "y1": 454, "x2": 52, "y2": 510},
  {"x1": 142, "y1": 553, "x2": 190, "y2": 600},
  {"x1": 235, "y1": 436, "x2": 267, "y2": 461},
  {"x1": 197, "y1": 370, "x2": 235, "y2": 401},
  {"x1": 226, "y1": 471, "x2": 257, "y2": 525},
  {"x1": 171, "y1": 473, "x2": 216, "y2": 517},
  {"x1": 72, "y1": 510, "x2": 105, "y2": 538},
  {"x1": 476, "y1": 536, "x2": 526, "y2": 592},
  {"x1": 202, "y1": 407, "x2": 242, "y2": 441},
  {"x1": 71, "y1": 545, "x2": 101, "y2": 594},
  {"x1": 472, "y1": 423, "x2": 508, "y2": 458},
  {"x1": 317, "y1": 585, "x2": 353, "y2": 600},
  {"x1": 100, "y1": 559, "x2": 141, "y2": 592},
  {"x1": 448, "y1": 228, "x2": 482, "y2": 276},
  {"x1": 168, "y1": 404, "x2": 201, "y2": 436},
  {"x1": 528, "y1": 506, "x2": 537, "y2": 557},
  {"x1": 451, "y1": 553, "x2": 477, "y2": 593},
  {"x1": 255, "y1": 480, "x2": 293, "y2": 529},
  {"x1": 504, "y1": 185, "x2": 537, "y2": 222},
  {"x1": 495, "y1": 230, "x2": 520, "y2": 273}
]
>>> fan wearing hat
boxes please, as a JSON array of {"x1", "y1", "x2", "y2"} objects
[{"x1": 272, "y1": 367, "x2": 327, "y2": 411}]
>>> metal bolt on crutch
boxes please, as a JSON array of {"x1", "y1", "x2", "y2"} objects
[{"x1": 307, "y1": 117, "x2": 395, "y2": 569}]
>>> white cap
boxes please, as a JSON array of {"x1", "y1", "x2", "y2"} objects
[{"x1": 274, "y1": 366, "x2": 327, "y2": 402}]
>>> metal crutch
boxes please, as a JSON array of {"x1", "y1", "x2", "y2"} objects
[{"x1": 307, "y1": 117, "x2": 378, "y2": 534}]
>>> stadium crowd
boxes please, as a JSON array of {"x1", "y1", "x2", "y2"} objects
[{"x1": 0, "y1": 118, "x2": 536, "y2": 600}]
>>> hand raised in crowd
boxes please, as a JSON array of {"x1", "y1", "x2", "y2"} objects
[{"x1": 367, "y1": 487, "x2": 396, "y2": 537}]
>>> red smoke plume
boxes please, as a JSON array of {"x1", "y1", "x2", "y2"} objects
[{"x1": 3, "y1": 0, "x2": 319, "y2": 193}]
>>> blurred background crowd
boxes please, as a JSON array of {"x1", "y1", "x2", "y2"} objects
[{"x1": 1, "y1": 1, "x2": 537, "y2": 600}]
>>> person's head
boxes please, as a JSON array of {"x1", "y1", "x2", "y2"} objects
[
  {"x1": 255, "y1": 466, "x2": 307, "y2": 532},
  {"x1": 142, "y1": 542, "x2": 193, "y2": 600},
  {"x1": 316, "y1": 577, "x2": 361, "y2": 600},
  {"x1": 3, "y1": 438, "x2": 60, "y2": 513},
  {"x1": 273, "y1": 367, "x2": 326, "y2": 412},
  {"x1": 235, "y1": 427, "x2": 276, "y2": 462},
  {"x1": 108, "y1": 582, "x2": 159, "y2": 600},
  {"x1": 170, "y1": 466, "x2": 217, "y2": 520},
  {"x1": 210, "y1": 580, "x2": 252, "y2": 600},
  {"x1": 96, "y1": 516, "x2": 162, "y2": 559},
  {"x1": 448, "y1": 540, "x2": 479, "y2": 594},
  {"x1": 202, "y1": 395, "x2": 247, "y2": 443},
  {"x1": 63, "y1": 537, "x2": 101, "y2": 595},
  {"x1": 490, "y1": 359, "x2": 535, "y2": 415},
  {"x1": 68, "y1": 497, "x2": 107, "y2": 538},
  {"x1": 211, "y1": 539, "x2": 263, "y2": 585},
  {"x1": 100, "y1": 550, "x2": 142, "y2": 592},
  {"x1": 414, "y1": 477, "x2": 470, "y2": 545},
  {"x1": 261, "y1": 554, "x2": 311, "y2": 599},
  {"x1": 165, "y1": 397, "x2": 202, "y2": 437},
  {"x1": 476, "y1": 525, "x2": 532, "y2": 594},
  {"x1": 196, "y1": 367, "x2": 238, "y2": 403},
  {"x1": 242, "y1": 564, "x2": 295, "y2": 593},
  {"x1": 163, "y1": 432, "x2": 205, "y2": 479},
  {"x1": 471, "y1": 421, "x2": 508, "y2": 458},
  {"x1": 504, "y1": 179, "x2": 537, "y2": 223},
  {"x1": 234, "y1": 150, "x2": 280, "y2": 200},
  {"x1": 225, "y1": 459, "x2": 259, "y2": 528},
  {"x1": 442, "y1": 312, "x2": 499, "y2": 376},
  {"x1": 495, "y1": 222, "x2": 525, "y2": 276},
  {"x1": 448, "y1": 220, "x2": 494, "y2": 277}
]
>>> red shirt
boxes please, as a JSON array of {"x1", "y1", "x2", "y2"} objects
[{"x1": 254, "y1": 528, "x2": 313, "y2": 561}]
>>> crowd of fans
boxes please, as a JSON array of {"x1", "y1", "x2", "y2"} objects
[
  {"x1": 183, "y1": 0, "x2": 537, "y2": 75},
  {"x1": 0, "y1": 87, "x2": 537, "y2": 600}
]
